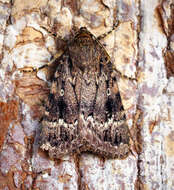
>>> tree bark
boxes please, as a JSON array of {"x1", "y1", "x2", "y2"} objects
[{"x1": 0, "y1": 0, "x2": 173, "y2": 189}]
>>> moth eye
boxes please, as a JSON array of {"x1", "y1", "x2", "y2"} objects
[
  {"x1": 107, "y1": 88, "x2": 111, "y2": 96},
  {"x1": 60, "y1": 89, "x2": 64, "y2": 96}
]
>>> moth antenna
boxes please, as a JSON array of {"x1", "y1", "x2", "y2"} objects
[
  {"x1": 97, "y1": 20, "x2": 120, "y2": 40},
  {"x1": 20, "y1": 50, "x2": 64, "y2": 73},
  {"x1": 20, "y1": 24, "x2": 67, "y2": 73},
  {"x1": 40, "y1": 25, "x2": 57, "y2": 37}
]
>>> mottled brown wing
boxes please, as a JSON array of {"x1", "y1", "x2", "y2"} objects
[
  {"x1": 40, "y1": 27, "x2": 130, "y2": 159},
  {"x1": 40, "y1": 53, "x2": 83, "y2": 158},
  {"x1": 78, "y1": 59, "x2": 130, "y2": 159}
]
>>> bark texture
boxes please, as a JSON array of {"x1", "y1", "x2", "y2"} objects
[{"x1": 0, "y1": 0, "x2": 173, "y2": 189}]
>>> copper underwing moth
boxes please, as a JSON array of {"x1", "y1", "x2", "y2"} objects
[{"x1": 40, "y1": 27, "x2": 130, "y2": 159}]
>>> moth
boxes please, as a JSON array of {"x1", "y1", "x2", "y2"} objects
[{"x1": 40, "y1": 27, "x2": 130, "y2": 159}]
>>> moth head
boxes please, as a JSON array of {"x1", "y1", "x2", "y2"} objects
[{"x1": 68, "y1": 27, "x2": 98, "y2": 72}]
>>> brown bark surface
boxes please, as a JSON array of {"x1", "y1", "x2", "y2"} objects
[{"x1": 0, "y1": 0, "x2": 173, "y2": 189}]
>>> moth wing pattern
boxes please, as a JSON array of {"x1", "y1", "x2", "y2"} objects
[
  {"x1": 79, "y1": 65, "x2": 130, "y2": 159},
  {"x1": 77, "y1": 35, "x2": 130, "y2": 159},
  {"x1": 40, "y1": 53, "x2": 83, "y2": 158},
  {"x1": 40, "y1": 27, "x2": 130, "y2": 159}
]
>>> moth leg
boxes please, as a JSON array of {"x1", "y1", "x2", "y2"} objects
[{"x1": 112, "y1": 68, "x2": 137, "y2": 82}]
